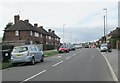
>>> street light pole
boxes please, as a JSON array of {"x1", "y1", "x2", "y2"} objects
[
  {"x1": 104, "y1": 15, "x2": 106, "y2": 43},
  {"x1": 63, "y1": 24, "x2": 65, "y2": 44},
  {"x1": 103, "y1": 8, "x2": 107, "y2": 43}
]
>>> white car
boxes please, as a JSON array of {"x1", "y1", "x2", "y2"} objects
[
  {"x1": 11, "y1": 45, "x2": 44, "y2": 65},
  {"x1": 100, "y1": 43, "x2": 108, "y2": 52}
]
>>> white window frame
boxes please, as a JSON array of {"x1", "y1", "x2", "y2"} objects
[
  {"x1": 30, "y1": 31, "x2": 33, "y2": 36},
  {"x1": 15, "y1": 31, "x2": 19, "y2": 36},
  {"x1": 35, "y1": 32, "x2": 39, "y2": 37},
  {"x1": 49, "y1": 36, "x2": 51, "y2": 39}
]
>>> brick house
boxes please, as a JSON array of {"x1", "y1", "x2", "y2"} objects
[
  {"x1": 3, "y1": 15, "x2": 42, "y2": 45},
  {"x1": 3, "y1": 15, "x2": 60, "y2": 50},
  {"x1": 47, "y1": 29, "x2": 60, "y2": 48}
]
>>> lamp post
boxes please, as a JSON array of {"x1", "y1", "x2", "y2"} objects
[
  {"x1": 103, "y1": 8, "x2": 107, "y2": 43},
  {"x1": 63, "y1": 24, "x2": 65, "y2": 44},
  {"x1": 104, "y1": 15, "x2": 106, "y2": 43}
]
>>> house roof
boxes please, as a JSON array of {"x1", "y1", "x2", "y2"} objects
[
  {"x1": 5, "y1": 20, "x2": 39, "y2": 32},
  {"x1": 53, "y1": 33, "x2": 60, "y2": 39},
  {"x1": 37, "y1": 26, "x2": 49, "y2": 35},
  {"x1": 4, "y1": 19, "x2": 60, "y2": 39},
  {"x1": 48, "y1": 32, "x2": 60, "y2": 39},
  {"x1": 108, "y1": 27, "x2": 120, "y2": 36}
]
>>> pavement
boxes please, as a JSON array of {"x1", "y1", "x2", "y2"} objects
[
  {"x1": 101, "y1": 49, "x2": 119, "y2": 81},
  {"x1": 2, "y1": 48, "x2": 117, "y2": 82}
]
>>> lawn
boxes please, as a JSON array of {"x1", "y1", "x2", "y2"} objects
[
  {"x1": 0, "y1": 62, "x2": 12, "y2": 70},
  {"x1": 44, "y1": 50, "x2": 58, "y2": 57}
]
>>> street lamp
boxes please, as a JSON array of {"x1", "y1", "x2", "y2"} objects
[
  {"x1": 104, "y1": 15, "x2": 106, "y2": 43},
  {"x1": 63, "y1": 24, "x2": 65, "y2": 44},
  {"x1": 103, "y1": 8, "x2": 107, "y2": 43}
]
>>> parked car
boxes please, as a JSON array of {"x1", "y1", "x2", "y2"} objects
[
  {"x1": 11, "y1": 45, "x2": 44, "y2": 65},
  {"x1": 71, "y1": 45, "x2": 76, "y2": 51},
  {"x1": 107, "y1": 44, "x2": 112, "y2": 52},
  {"x1": 84, "y1": 44, "x2": 89, "y2": 48},
  {"x1": 58, "y1": 45, "x2": 69, "y2": 53},
  {"x1": 100, "y1": 43, "x2": 108, "y2": 52}
]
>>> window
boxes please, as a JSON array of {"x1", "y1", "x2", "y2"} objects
[
  {"x1": 30, "y1": 46, "x2": 37, "y2": 51},
  {"x1": 49, "y1": 36, "x2": 51, "y2": 39},
  {"x1": 30, "y1": 31, "x2": 33, "y2": 36},
  {"x1": 13, "y1": 47, "x2": 28, "y2": 53},
  {"x1": 15, "y1": 31, "x2": 19, "y2": 36},
  {"x1": 40, "y1": 34, "x2": 42, "y2": 38},
  {"x1": 35, "y1": 32, "x2": 39, "y2": 37}
]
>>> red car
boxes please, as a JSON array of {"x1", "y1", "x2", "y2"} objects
[{"x1": 58, "y1": 45, "x2": 69, "y2": 53}]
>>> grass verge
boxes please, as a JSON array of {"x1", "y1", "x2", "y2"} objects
[
  {"x1": 0, "y1": 62, "x2": 12, "y2": 70},
  {"x1": 44, "y1": 50, "x2": 58, "y2": 57}
]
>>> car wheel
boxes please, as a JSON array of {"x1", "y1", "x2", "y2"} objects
[
  {"x1": 31, "y1": 58, "x2": 35, "y2": 65},
  {"x1": 41, "y1": 55, "x2": 44, "y2": 62}
]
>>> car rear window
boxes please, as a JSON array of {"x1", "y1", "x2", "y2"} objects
[
  {"x1": 13, "y1": 47, "x2": 28, "y2": 53},
  {"x1": 101, "y1": 44, "x2": 107, "y2": 47}
]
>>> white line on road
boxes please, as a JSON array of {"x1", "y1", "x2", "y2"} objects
[
  {"x1": 72, "y1": 54, "x2": 76, "y2": 56},
  {"x1": 52, "y1": 61, "x2": 63, "y2": 67},
  {"x1": 102, "y1": 54, "x2": 118, "y2": 81},
  {"x1": 66, "y1": 56, "x2": 71, "y2": 60},
  {"x1": 21, "y1": 70, "x2": 47, "y2": 83}
]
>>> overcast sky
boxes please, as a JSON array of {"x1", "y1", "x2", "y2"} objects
[{"x1": 0, "y1": 0, "x2": 119, "y2": 43}]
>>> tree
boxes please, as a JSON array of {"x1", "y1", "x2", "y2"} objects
[
  {"x1": 5, "y1": 22, "x2": 13, "y2": 30},
  {"x1": 2, "y1": 22, "x2": 13, "y2": 41}
]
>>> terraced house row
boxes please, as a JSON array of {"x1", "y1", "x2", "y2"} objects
[{"x1": 3, "y1": 15, "x2": 60, "y2": 50}]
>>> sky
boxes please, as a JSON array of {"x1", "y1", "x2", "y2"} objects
[{"x1": 0, "y1": 0, "x2": 119, "y2": 43}]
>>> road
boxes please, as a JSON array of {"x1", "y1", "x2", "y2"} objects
[{"x1": 2, "y1": 48, "x2": 116, "y2": 82}]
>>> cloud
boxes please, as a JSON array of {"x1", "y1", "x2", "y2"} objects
[{"x1": 0, "y1": 1, "x2": 118, "y2": 43}]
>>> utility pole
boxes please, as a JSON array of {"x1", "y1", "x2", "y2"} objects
[
  {"x1": 103, "y1": 8, "x2": 107, "y2": 43},
  {"x1": 104, "y1": 15, "x2": 106, "y2": 43},
  {"x1": 63, "y1": 24, "x2": 65, "y2": 44}
]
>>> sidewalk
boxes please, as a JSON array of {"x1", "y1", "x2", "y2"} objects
[{"x1": 101, "y1": 49, "x2": 118, "y2": 80}]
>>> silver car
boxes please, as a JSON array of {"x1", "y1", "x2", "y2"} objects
[
  {"x1": 11, "y1": 45, "x2": 44, "y2": 65},
  {"x1": 100, "y1": 43, "x2": 108, "y2": 52}
]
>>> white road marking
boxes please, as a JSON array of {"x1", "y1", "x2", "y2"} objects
[
  {"x1": 102, "y1": 53, "x2": 118, "y2": 81},
  {"x1": 57, "y1": 56, "x2": 62, "y2": 58},
  {"x1": 72, "y1": 54, "x2": 76, "y2": 56},
  {"x1": 21, "y1": 70, "x2": 47, "y2": 83},
  {"x1": 52, "y1": 61, "x2": 63, "y2": 67},
  {"x1": 66, "y1": 56, "x2": 71, "y2": 60}
]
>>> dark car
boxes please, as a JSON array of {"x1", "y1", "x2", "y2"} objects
[{"x1": 107, "y1": 44, "x2": 112, "y2": 52}]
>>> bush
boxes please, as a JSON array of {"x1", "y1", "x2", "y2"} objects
[
  {"x1": 43, "y1": 45, "x2": 55, "y2": 51},
  {"x1": 2, "y1": 44, "x2": 14, "y2": 50}
]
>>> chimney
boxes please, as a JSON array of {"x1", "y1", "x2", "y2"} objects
[
  {"x1": 52, "y1": 30, "x2": 55, "y2": 33},
  {"x1": 48, "y1": 29, "x2": 51, "y2": 32},
  {"x1": 14, "y1": 15, "x2": 20, "y2": 24},
  {"x1": 24, "y1": 19, "x2": 29, "y2": 23},
  {"x1": 39, "y1": 26, "x2": 43, "y2": 29},
  {"x1": 34, "y1": 23, "x2": 38, "y2": 28}
]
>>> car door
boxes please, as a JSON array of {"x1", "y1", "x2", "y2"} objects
[
  {"x1": 35, "y1": 46, "x2": 42, "y2": 61},
  {"x1": 29, "y1": 46, "x2": 38, "y2": 61}
]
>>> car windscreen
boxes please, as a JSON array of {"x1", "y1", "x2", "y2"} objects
[
  {"x1": 101, "y1": 44, "x2": 107, "y2": 47},
  {"x1": 13, "y1": 47, "x2": 28, "y2": 53}
]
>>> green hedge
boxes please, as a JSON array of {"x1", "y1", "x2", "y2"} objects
[
  {"x1": 43, "y1": 45, "x2": 55, "y2": 51},
  {"x1": 2, "y1": 45, "x2": 14, "y2": 50}
]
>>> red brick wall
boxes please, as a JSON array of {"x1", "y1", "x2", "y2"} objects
[
  {"x1": 4, "y1": 31, "x2": 18, "y2": 41},
  {"x1": 4, "y1": 30, "x2": 60, "y2": 45}
]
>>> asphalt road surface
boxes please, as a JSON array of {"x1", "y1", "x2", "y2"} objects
[{"x1": 2, "y1": 48, "x2": 115, "y2": 82}]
